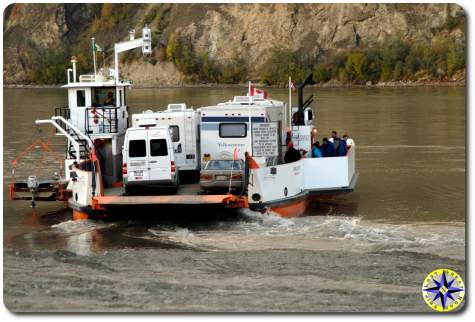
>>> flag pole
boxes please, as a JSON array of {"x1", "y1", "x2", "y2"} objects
[
  {"x1": 229, "y1": 148, "x2": 237, "y2": 193},
  {"x1": 288, "y1": 76, "x2": 292, "y2": 129},
  {"x1": 91, "y1": 37, "x2": 97, "y2": 77},
  {"x1": 248, "y1": 81, "x2": 253, "y2": 155}
]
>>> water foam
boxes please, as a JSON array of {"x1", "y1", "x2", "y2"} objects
[
  {"x1": 143, "y1": 210, "x2": 464, "y2": 257},
  {"x1": 52, "y1": 220, "x2": 113, "y2": 234}
]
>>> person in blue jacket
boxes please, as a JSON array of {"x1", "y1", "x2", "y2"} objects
[
  {"x1": 320, "y1": 137, "x2": 335, "y2": 157},
  {"x1": 337, "y1": 137, "x2": 347, "y2": 156},
  {"x1": 308, "y1": 141, "x2": 323, "y2": 158}
]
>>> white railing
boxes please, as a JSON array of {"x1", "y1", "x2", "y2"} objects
[
  {"x1": 79, "y1": 74, "x2": 96, "y2": 82},
  {"x1": 35, "y1": 119, "x2": 82, "y2": 163},
  {"x1": 52, "y1": 116, "x2": 94, "y2": 150}
]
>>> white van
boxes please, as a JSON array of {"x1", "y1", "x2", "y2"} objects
[
  {"x1": 122, "y1": 125, "x2": 178, "y2": 194},
  {"x1": 131, "y1": 104, "x2": 200, "y2": 179}
]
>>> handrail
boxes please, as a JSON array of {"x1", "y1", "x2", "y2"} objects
[
  {"x1": 85, "y1": 107, "x2": 119, "y2": 134},
  {"x1": 35, "y1": 119, "x2": 82, "y2": 163},
  {"x1": 52, "y1": 116, "x2": 94, "y2": 151}
]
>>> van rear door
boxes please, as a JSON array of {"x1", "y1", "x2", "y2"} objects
[
  {"x1": 126, "y1": 129, "x2": 149, "y2": 182},
  {"x1": 148, "y1": 128, "x2": 172, "y2": 183}
]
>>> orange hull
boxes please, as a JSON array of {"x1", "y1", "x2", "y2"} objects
[
  {"x1": 73, "y1": 210, "x2": 90, "y2": 221},
  {"x1": 268, "y1": 197, "x2": 309, "y2": 218}
]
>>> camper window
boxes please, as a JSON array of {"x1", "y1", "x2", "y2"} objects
[
  {"x1": 93, "y1": 87, "x2": 116, "y2": 106},
  {"x1": 219, "y1": 123, "x2": 247, "y2": 138},
  {"x1": 76, "y1": 90, "x2": 86, "y2": 107},
  {"x1": 129, "y1": 140, "x2": 146, "y2": 157},
  {"x1": 169, "y1": 125, "x2": 180, "y2": 142},
  {"x1": 150, "y1": 139, "x2": 168, "y2": 156}
]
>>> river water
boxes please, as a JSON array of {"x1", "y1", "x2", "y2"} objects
[{"x1": 2, "y1": 87, "x2": 465, "y2": 312}]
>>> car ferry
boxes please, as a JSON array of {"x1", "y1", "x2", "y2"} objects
[{"x1": 8, "y1": 27, "x2": 358, "y2": 219}]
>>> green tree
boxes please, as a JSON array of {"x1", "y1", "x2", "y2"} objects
[
  {"x1": 345, "y1": 52, "x2": 368, "y2": 83},
  {"x1": 447, "y1": 41, "x2": 465, "y2": 76},
  {"x1": 166, "y1": 32, "x2": 177, "y2": 62},
  {"x1": 260, "y1": 46, "x2": 308, "y2": 85},
  {"x1": 380, "y1": 38, "x2": 410, "y2": 81},
  {"x1": 393, "y1": 61, "x2": 404, "y2": 80},
  {"x1": 29, "y1": 46, "x2": 71, "y2": 84},
  {"x1": 313, "y1": 65, "x2": 331, "y2": 83}
]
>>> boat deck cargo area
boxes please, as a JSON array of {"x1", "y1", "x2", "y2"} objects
[{"x1": 97, "y1": 184, "x2": 236, "y2": 207}]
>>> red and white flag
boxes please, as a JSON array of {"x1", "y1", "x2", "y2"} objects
[
  {"x1": 250, "y1": 85, "x2": 268, "y2": 99},
  {"x1": 289, "y1": 80, "x2": 296, "y2": 92}
]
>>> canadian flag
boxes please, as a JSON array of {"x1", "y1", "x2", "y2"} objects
[
  {"x1": 250, "y1": 85, "x2": 268, "y2": 99},
  {"x1": 289, "y1": 80, "x2": 296, "y2": 92}
]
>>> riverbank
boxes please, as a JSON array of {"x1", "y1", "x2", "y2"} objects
[{"x1": 2, "y1": 80, "x2": 466, "y2": 90}]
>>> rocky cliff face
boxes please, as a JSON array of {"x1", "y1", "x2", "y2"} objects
[{"x1": 3, "y1": 3, "x2": 465, "y2": 85}]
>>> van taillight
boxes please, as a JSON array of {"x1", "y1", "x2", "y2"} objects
[
  {"x1": 231, "y1": 174, "x2": 242, "y2": 180},
  {"x1": 122, "y1": 163, "x2": 127, "y2": 174},
  {"x1": 171, "y1": 161, "x2": 176, "y2": 172}
]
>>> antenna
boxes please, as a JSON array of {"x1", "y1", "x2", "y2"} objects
[
  {"x1": 91, "y1": 38, "x2": 97, "y2": 77},
  {"x1": 70, "y1": 56, "x2": 77, "y2": 82}
]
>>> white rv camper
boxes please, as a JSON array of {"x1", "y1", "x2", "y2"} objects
[
  {"x1": 131, "y1": 104, "x2": 200, "y2": 178},
  {"x1": 199, "y1": 96, "x2": 289, "y2": 167}
]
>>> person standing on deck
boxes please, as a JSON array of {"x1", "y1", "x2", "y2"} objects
[
  {"x1": 308, "y1": 141, "x2": 323, "y2": 158},
  {"x1": 329, "y1": 131, "x2": 340, "y2": 151},
  {"x1": 284, "y1": 142, "x2": 301, "y2": 163},
  {"x1": 337, "y1": 137, "x2": 347, "y2": 156},
  {"x1": 320, "y1": 137, "x2": 336, "y2": 157},
  {"x1": 343, "y1": 134, "x2": 354, "y2": 149}
]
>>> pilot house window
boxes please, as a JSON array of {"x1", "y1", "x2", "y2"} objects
[
  {"x1": 92, "y1": 88, "x2": 116, "y2": 107},
  {"x1": 76, "y1": 90, "x2": 86, "y2": 107},
  {"x1": 219, "y1": 123, "x2": 247, "y2": 138}
]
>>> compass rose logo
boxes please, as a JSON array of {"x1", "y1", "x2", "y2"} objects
[{"x1": 422, "y1": 268, "x2": 465, "y2": 312}]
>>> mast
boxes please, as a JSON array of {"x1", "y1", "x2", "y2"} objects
[
  {"x1": 91, "y1": 37, "x2": 97, "y2": 77},
  {"x1": 248, "y1": 81, "x2": 253, "y2": 154},
  {"x1": 113, "y1": 26, "x2": 152, "y2": 84},
  {"x1": 288, "y1": 76, "x2": 292, "y2": 128}
]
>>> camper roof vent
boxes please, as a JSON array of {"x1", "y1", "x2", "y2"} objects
[
  {"x1": 137, "y1": 118, "x2": 157, "y2": 127},
  {"x1": 167, "y1": 103, "x2": 187, "y2": 111},
  {"x1": 233, "y1": 96, "x2": 252, "y2": 104}
]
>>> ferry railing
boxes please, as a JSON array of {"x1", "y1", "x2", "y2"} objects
[
  {"x1": 52, "y1": 116, "x2": 94, "y2": 151},
  {"x1": 35, "y1": 119, "x2": 82, "y2": 163},
  {"x1": 54, "y1": 106, "x2": 70, "y2": 133},
  {"x1": 85, "y1": 107, "x2": 119, "y2": 135},
  {"x1": 55, "y1": 106, "x2": 70, "y2": 120}
]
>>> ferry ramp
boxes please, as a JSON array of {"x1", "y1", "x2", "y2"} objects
[{"x1": 93, "y1": 183, "x2": 247, "y2": 209}]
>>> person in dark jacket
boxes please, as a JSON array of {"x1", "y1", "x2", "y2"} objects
[
  {"x1": 284, "y1": 142, "x2": 301, "y2": 163},
  {"x1": 320, "y1": 137, "x2": 336, "y2": 157},
  {"x1": 308, "y1": 141, "x2": 323, "y2": 158},
  {"x1": 337, "y1": 138, "x2": 347, "y2": 156},
  {"x1": 330, "y1": 131, "x2": 340, "y2": 151}
]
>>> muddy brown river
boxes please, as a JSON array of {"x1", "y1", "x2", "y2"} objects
[{"x1": 3, "y1": 87, "x2": 465, "y2": 312}]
